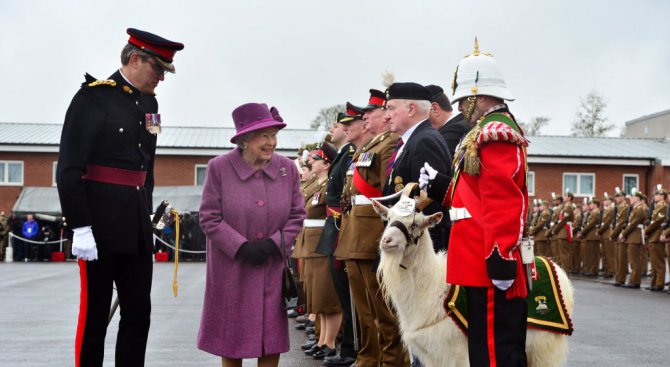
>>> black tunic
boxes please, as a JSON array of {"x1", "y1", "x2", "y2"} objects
[{"x1": 57, "y1": 70, "x2": 157, "y2": 254}]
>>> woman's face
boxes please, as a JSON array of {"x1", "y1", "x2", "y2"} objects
[
  {"x1": 311, "y1": 158, "x2": 329, "y2": 176},
  {"x1": 245, "y1": 127, "x2": 279, "y2": 162}
]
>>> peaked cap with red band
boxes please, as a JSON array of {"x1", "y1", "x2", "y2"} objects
[
  {"x1": 362, "y1": 89, "x2": 386, "y2": 111},
  {"x1": 127, "y1": 28, "x2": 184, "y2": 73}
]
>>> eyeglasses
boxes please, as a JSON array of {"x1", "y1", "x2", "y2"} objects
[{"x1": 144, "y1": 57, "x2": 167, "y2": 76}]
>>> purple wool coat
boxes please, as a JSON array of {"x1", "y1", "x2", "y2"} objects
[{"x1": 197, "y1": 148, "x2": 305, "y2": 358}]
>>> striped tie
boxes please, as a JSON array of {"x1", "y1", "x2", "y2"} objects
[{"x1": 386, "y1": 138, "x2": 404, "y2": 176}]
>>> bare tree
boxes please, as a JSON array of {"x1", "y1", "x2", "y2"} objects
[
  {"x1": 310, "y1": 104, "x2": 345, "y2": 130},
  {"x1": 518, "y1": 116, "x2": 550, "y2": 136},
  {"x1": 571, "y1": 91, "x2": 614, "y2": 137}
]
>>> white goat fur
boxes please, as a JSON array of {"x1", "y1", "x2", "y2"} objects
[{"x1": 375, "y1": 203, "x2": 574, "y2": 367}]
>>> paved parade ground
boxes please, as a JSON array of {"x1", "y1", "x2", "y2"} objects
[{"x1": 1, "y1": 262, "x2": 669, "y2": 366}]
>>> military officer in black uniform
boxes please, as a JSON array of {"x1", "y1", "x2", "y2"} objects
[
  {"x1": 382, "y1": 82, "x2": 452, "y2": 252},
  {"x1": 56, "y1": 28, "x2": 183, "y2": 367}
]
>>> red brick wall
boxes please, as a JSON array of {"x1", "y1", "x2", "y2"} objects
[
  {"x1": 153, "y1": 155, "x2": 213, "y2": 186},
  {"x1": 529, "y1": 163, "x2": 652, "y2": 201},
  {"x1": 0, "y1": 152, "x2": 58, "y2": 213}
]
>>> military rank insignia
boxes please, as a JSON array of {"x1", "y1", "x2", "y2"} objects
[
  {"x1": 355, "y1": 152, "x2": 375, "y2": 167},
  {"x1": 145, "y1": 113, "x2": 162, "y2": 135}
]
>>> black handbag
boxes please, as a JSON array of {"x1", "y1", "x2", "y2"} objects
[{"x1": 281, "y1": 232, "x2": 299, "y2": 310}]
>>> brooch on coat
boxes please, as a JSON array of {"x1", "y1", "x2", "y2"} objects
[{"x1": 280, "y1": 167, "x2": 288, "y2": 176}]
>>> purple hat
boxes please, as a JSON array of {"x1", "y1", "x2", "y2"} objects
[{"x1": 230, "y1": 103, "x2": 287, "y2": 143}]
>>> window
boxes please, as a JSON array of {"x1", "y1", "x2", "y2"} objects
[
  {"x1": 195, "y1": 164, "x2": 207, "y2": 186},
  {"x1": 52, "y1": 162, "x2": 58, "y2": 186},
  {"x1": 0, "y1": 161, "x2": 23, "y2": 185},
  {"x1": 562, "y1": 172, "x2": 595, "y2": 196},
  {"x1": 623, "y1": 174, "x2": 639, "y2": 195},
  {"x1": 527, "y1": 171, "x2": 535, "y2": 196}
]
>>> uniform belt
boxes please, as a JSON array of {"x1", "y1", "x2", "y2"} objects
[
  {"x1": 304, "y1": 219, "x2": 326, "y2": 227},
  {"x1": 449, "y1": 207, "x2": 472, "y2": 221},
  {"x1": 352, "y1": 195, "x2": 372, "y2": 206},
  {"x1": 636, "y1": 224, "x2": 644, "y2": 229},
  {"x1": 81, "y1": 164, "x2": 147, "y2": 187}
]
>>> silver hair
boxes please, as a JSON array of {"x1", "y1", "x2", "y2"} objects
[
  {"x1": 234, "y1": 131, "x2": 255, "y2": 150},
  {"x1": 402, "y1": 99, "x2": 431, "y2": 116},
  {"x1": 120, "y1": 44, "x2": 154, "y2": 65}
]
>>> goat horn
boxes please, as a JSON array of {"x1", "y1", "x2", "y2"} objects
[
  {"x1": 401, "y1": 182, "x2": 433, "y2": 211},
  {"x1": 369, "y1": 190, "x2": 403, "y2": 202}
]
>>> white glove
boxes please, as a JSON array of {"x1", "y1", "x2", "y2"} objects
[
  {"x1": 72, "y1": 226, "x2": 98, "y2": 261},
  {"x1": 419, "y1": 162, "x2": 438, "y2": 189},
  {"x1": 492, "y1": 279, "x2": 514, "y2": 291}
]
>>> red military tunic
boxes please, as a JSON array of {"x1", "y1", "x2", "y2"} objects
[{"x1": 435, "y1": 110, "x2": 529, "y2": 299}]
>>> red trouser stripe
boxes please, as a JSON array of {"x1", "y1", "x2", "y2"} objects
[
  {"x1": 487, "y1": 286, "x2": 496, "y2": 367},
  {"x1": 75, "y1": 259, "x2": 88, "y2": 367}
]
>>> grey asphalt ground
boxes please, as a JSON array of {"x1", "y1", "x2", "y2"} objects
[{"x1": 1, "y1": 262, "x2": 669, "y2": 366}]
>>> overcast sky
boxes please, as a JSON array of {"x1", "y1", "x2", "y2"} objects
[{"x1": 1, "y1": 0, "x2": 668, "y2": 136}]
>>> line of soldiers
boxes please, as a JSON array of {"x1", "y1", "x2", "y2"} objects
[
  {"x1": 528, "y1": 185, "x2": 670, "y2": 292},
  {"x1": 290, "y1": 80, "x2": 461, "y2": 367}
]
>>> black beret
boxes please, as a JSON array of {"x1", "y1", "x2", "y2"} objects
[
  {"x1": 425, "y1": 84, "x2": 445, "y2": 101},
  {"x1": 385, "y1": 82, "x2": 432, "y2": 101}
]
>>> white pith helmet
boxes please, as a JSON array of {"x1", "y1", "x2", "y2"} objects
[{"x1": 450, "y1": 37, "x2": 514, "y2": 104}]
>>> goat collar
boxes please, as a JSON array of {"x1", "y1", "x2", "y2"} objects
[{"x1": 389, "y1": 217, "x2": 424, "y2": 248}]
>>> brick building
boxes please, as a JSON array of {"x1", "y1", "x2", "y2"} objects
[{"x1": 2, "y1": 122, "x2": 670, "y2": 214}]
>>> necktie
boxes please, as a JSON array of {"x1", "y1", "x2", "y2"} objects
[{"x1": 386, "y1": 138, "x2": 404, "y2": 176}]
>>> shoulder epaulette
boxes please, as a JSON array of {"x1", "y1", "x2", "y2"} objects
[
  {"x1": 475, "y1": 113, "x2": 528, "y2": 148},
  {"x1": 87, "y1": 79, "x2": 117, "y2": 88}
]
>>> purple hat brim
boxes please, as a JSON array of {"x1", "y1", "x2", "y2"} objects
[{"x1": 230, "y1": 119, "x2": 287, "y2": 143}]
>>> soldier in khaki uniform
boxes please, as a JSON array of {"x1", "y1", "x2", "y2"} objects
[
  {"x1": 551, "y1": 191, "x2": 574, "y2": 272},
  {"x1": 531, "y1": 200, "x2": 552, "y2": 257},
  {"x1": 548, "y1": 193, "x2": 562, "y2": 262},
  {"x1": 597, "y1": 193, "x2": 615, "y2": 277},
  {"x1": 644, "y1": 185, "x2": 667, "y2": 291},
  {"x1": 660, "y1": 195, "x2": 670, "y2": 293},
  {"x1": 619, "y1": 189, "x2": 648, "y2": 288},
  {"x1": 610, "y1": 188, "x2": 630, "y2": 286},
  {"x1": 335, "y1": 95, "x2": 409, "y2": 367},
  {"x1": 580, "y1": 198, "x2": 601, "y2": 276},
  {"x1": 572, "y1": 202, "x2": 584, "y2": 274}
]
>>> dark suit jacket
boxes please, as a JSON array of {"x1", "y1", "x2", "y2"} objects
[
  {"x1": 438, "y1": 113, "x2": 472, "y2": 158},
  {"x1": 382, "y1": 119, "x2": 452, "y2": 251}
]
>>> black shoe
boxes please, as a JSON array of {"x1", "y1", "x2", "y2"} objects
[
  {"x1": 306, "y1": 320, "x2": 315, "y2": 327},
  {"x1": 323, "y1": 355, "x2": 357, "y2": 366},
  {"x1": 305, "y1": 327, "x2": 316, "y2": 335},
  {"x1": 612, "y1": 282, "x2": 623, "y2": 287},
  {"x1": 301, "y1": 340, "x2": 317, "y2": 350},
  {"x1": 621, "y1": 284, "x2": 640, "y2": 289},
  {"x1": 296, "y1": 315, "x2": 310, "y2": 324},
  {"x1": 287, "y1": 309, "x2": 299, "y2": 318},
  {"x1": 308, "y1": 333, "x2": 317, "y2": 341},
  {"x1": 305, "y1": 344, "x2": 322, "y2": 356},
  {"x1": 313, "y1": 346, "x2": 337, "y2": 359},
  {"x1": 295, "y1": 323, "x2": 307, "y2": 330},
  {"x1": 646, "y1": 286, "x2": 664, "y2": 292}
]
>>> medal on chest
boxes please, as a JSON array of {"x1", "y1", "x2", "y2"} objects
[
  {"x1": 145, "y1": 113, "x2": 162, "y2": 135},
  {"x1": 312, "y1": 192, "x2": 321, "y2": 206},
  {"x1": 346, "y1": 162, "x2": 355, "y2": 176},
  {"x1": 356, "y1": 152, "x2": 375, "y2": 167}
]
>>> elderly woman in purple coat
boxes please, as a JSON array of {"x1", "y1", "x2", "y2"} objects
[{"x1": 197, "y1": 103, "x2": 306, "y2": 367}]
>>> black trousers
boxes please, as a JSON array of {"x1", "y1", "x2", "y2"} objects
[
  {"x1": 76, "y1": 248, "x2": 153, "y2": 367},
  {"x1": 465, "y1": 286, "x2": 527, "y2": 367},
  {"x1": 329, "y1": 255, "x2": 357, "y2": 359}
]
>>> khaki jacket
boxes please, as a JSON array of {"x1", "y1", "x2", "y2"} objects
[
  {"x1": 581, "y1": 208, "x2": 601, "y2": 240},
  {"x1": 645, "y1": 201, "x2": 667, "y2": 243},
  {"x1": 335, "y1": 130, "x2": 399, "y2": 260},
  {"x1": 530, "y1": 209, "x2": 550, "y2": 241},
  {"x1": 622, "y1": 203, "x2": 648, "y2": 245},
  {"x1": 610, "y1": 201, "x2": 630, "y2": 240},
  {"x1": 597, "y1": 205, "x2": 614, "y2": 238},
  {"x1": 551, "y1": 202, "x2": 574, "y2": 239},
  {"x1": 292, "y1": 179, "x2": 326, "y2": 258}
]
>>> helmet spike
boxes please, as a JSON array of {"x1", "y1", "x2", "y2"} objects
[{"x1": 473, "y1": 36, "x2": 480, "y2": 56}]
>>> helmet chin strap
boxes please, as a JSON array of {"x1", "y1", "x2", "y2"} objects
[{"x1": 464, "y1": 95, "x2": 477, "y2": 122}]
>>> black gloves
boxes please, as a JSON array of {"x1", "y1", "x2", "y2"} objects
[{"x1": 236, "y1": 238, "x2": 280, "y2": 265}]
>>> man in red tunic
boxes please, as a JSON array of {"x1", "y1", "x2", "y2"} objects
[{"x1": 420, "y1": 38, "x2": 530, "y2": 366}]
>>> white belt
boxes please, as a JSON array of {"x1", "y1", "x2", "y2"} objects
[
  {"x1": 449, "y1": 207, "x2": 472, "y2": 221},
  {"x1": 352, "y1": 195, "x2": 372, "y2": 206},
  {"x1": 304, "y1": 219, "x2": 326, "y2": 227},
  {"x1": 637, "y1": 224, "x2": 644, "y2": 229}
]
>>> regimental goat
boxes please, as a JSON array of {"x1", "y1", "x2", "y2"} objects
[{"x1": 371, "y1": 186, "x2": 574, "y2": 367}]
